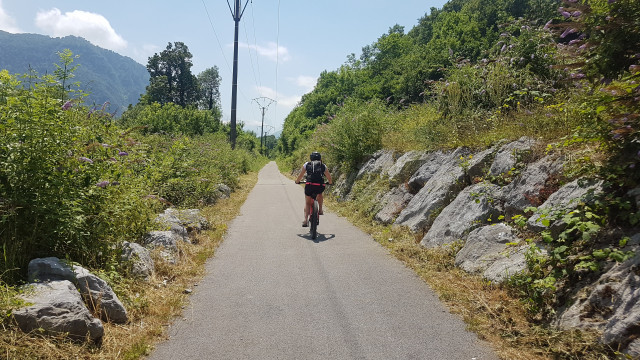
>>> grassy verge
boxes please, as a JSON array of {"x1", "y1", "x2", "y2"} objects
[
  {"x1": 0, "y1": 171, "x2": 258, "y2": 359},
  {"x1": 324, "y1": 196, "x2": 613, "y2": 360}
]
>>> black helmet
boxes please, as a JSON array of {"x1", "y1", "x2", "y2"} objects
[{"x1": 310, "y1": 151, "x2": 321, "y2": 161}]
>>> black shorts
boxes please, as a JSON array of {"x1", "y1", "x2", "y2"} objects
[{"x1": 304, "y1": 184, "x2": 325, "y2": 197}]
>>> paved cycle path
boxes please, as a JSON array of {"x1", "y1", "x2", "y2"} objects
[{"x1": 149, "y1": 162, "x2": 498, "y2": 360}]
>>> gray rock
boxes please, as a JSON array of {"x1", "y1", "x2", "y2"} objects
[
  {"x1": 406, "y1": 150, "x2": 452, "y2": 193},
  {"x1": 489, "y1": 137, "x2": 536, "y2": 177},
  {"x1": 455, "y1": 224, "x2": 527, "y2": 282},
  {"x1": 144, "y1": 231, "x2": 181, "y2": 264},
  {"x1": 216, "y1": 183, "x2": 231, "y2": 199},
  {"x1": 421, "y1": 182, "x2": 501, "y2": 248},
  {"x1": 624, "y1": 338, "x2": 640, "y2": 358},
  {"x1": 28, "y1": 257, "x2": 75, "y2": 283},
  {"x1": 527, "y1": 178, "x2": 604, "y2": 233},
  {"x1": 13, "y1": 280, "x2": 103, "y2": 343},
  {"x1": 394, "y1": 148, "x2": 470, "y2": 232},
  {"x1": 483, "y1": 246, "x2": 529, "y2": 283},
  {"x1": 555, "y1": 252, "x2": 640, "y2": 351},
  {"x1": 157, "y1": 208, "x2": 209, "y2": 235},
  {"x1": 121, "y1": 241, "x2": 155, "y2": 280},
  {"x1": 498, "y1": 155, "x2": 564, "y2": 220},
  {"x1": 386, "y1": 151, "x2": 430, "y2": 187},
  {"x1": 73, "y1": 265, "x2": 128, "y2": 324},
  {"x1": 332, "y1": 171, "x2": 357, "y2": 201},
  {"x1": 464, "y1": 146, "x2": 498, "y2": 181},
  {"x1": 356, "y1": 149, "x2": 398, "y2": 180},
  {"x1": 144, "y1": 230, "x2": 180, "y2": 252},
  {"x1": 374, "y1": 184, "x2": 414, "y2": 225}
]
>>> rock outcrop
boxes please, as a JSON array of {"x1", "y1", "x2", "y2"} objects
[{"x1": 13, "y1": 280, "x2": 104, "y2": 343}]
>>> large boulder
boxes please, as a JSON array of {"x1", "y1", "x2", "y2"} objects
[
  {"x1": 355, "y1": 150, "x2": 398, "y2": 180},
  {"x1": 406, "y1": 150, "x2": 452, "y2": 193},
  {"x1": 374, "y1": 184, "x2": 414, "y2": 225},
  {"x1": 421, "y1": 182, "x2": 501, "y2": 248},
  {"x1": 489, "y1": 137, "x2": 536, "y2": 177},
  {"x1": 386, "y1": 151, "x2": 430, "y2": 187},
  {"x1": 527, "y1": 178, "x2": 604, "y2": 234},
  {"x1": 73, "y1": 265, "x2": 128, "y2": 324},
  {"x1": 121, "y1": 241, "x2": 155, "y2": 280},
  {"x1": 455, "y1": 224, "x2": 528, "y2": 282},
  {"x1": 394, "y1": 148, "x2": 471, "y2": 232},
  {"x1": 498, "y1": 155, "x2": 564, "y2": 220},
  {"x1": 156, "y1": 208, "x2": 209, "y2": 236},
  {"x1": 13, "y1": 280, "x2": 104, "y2": 343},
  {"x1": 144, "y1": 231, "x2": 181, "y2": 264},
  {"x1": 555, "y1": 252, "x2": 640, "y2": 357},
  {"x1": 28, "y1": 257, "x2": 75, "y2": 283}
]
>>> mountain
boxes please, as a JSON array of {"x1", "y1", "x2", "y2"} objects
[{"x1": 0, "y1": 31, "x2": 148, "y2": 114}]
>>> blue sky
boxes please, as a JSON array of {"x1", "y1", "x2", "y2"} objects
[{"x1": 0, "y1": 0, "x2": 447, "y2": 135}]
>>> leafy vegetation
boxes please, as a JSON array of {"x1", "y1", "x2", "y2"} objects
[{"x1": 0, "y1": 51, "x2": 263, "y2": 286}]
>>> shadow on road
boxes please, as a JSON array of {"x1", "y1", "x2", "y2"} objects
[{"x1": 297, "y1": 233, "x2": 336, "y2": 243}]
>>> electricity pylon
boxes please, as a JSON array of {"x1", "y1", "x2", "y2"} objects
[{"x1": 252, "y1": 97, "x2": 275, "y2": 154}]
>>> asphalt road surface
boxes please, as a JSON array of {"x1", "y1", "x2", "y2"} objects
[{"x1": 148, "y1": 162, "x2": 499, "y2": 360}]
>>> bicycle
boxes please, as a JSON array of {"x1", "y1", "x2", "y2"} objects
[{"x1": 297, "y1": 181, "x2": 329, "y2": 240}]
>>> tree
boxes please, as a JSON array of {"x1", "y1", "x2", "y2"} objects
[
  {"x1": 144, "y1": 42, "x2": 199, "y2": 107},
  {"x1": 198, "y1": 66, "x2": 222, "y2": 111}
]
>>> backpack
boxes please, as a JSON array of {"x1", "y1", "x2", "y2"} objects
[{"x1": 305, "y1": 160, "x2": 325, "y2": 183}]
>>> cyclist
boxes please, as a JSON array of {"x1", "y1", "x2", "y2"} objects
[{"x1": 295, "y1": 151, "x2": 333, "y2": 227}]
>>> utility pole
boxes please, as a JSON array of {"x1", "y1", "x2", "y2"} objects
[
  {"x1": 252, "y1": 97, "x2": 275, "y2": 154},
  {"x1": 227, "y1": 0, "x2": 250, "y2": 149}
]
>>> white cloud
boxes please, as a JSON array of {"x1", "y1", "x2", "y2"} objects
[
  {"x1": 35, "y1": 8, "x2": 127, "y2": 51},
  {"x1": 294, "y1": 75, "x2": 317, "y2": 92},
  {"x1": 0, "y1": 0, "x2": 20, "y2": 33},
  {"x1": 255, "y1": 85, "x2": 301, "y2": 108},
  {"x1": 238, "y1": 41, "x2": 290, "y2": 62}
]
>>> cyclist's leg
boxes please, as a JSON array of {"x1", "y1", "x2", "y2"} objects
[
  {"x1": 303, "y1": 195, "x2": 313, "y2": 226},
  {"x1": 317, "y1": 193, "x2": 324, "y2": 215}
]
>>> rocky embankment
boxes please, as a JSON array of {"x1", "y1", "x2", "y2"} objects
[
  {"x1": 330, "y1": 137, "x2": 640, "y2": 357},
  {"x1": 12, "y1": 193, "x2": 228, "y2": 344}
]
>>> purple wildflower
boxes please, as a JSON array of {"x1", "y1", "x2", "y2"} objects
[
  {"x1": 572, "y1": 11, "x2": 582, "y2": 17},
  {"x1": 102, "y1": 143, "x2": 111, "y2": 148},
  {"x1": 566, "y1": 0, "x2": 577, "y2": 2},
  {"x1": 608, "y1": 0, "x2": 616, "y2": 3},
  {"x1": 630, "y1": 65, "x2": 640, "y2": 74},
  {"x1": 96, "y1": 181, "x2": 110, "y2": 188},
  {"x1": 501, "y1": 44, "x2": 507, "y2": 52},
  {"x1": 78, "y1": 157, "x2": 93, "y2": 164},
  {"x1": 568, "y1": 39, "x2": 581, "y2": 45},
  {"x1": 111, "y1": 181, "x2": 120, "y2": 186},
  {"x1": 118, "y1": 150, "x2": 128, "y2": 156},
  {"x1": 500, "y1": 32, "x2": 509, "y2": 37},
  {"x1": 61, "y1": 101, "x2": 72, "y2": 111},
  {"x1": 544, "y1": 20, "x2": 553, "y2": 30},
  {"x1": 561, "y1": 11, "x2": 571, "y2": 18}
]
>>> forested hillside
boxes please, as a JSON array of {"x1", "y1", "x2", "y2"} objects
[
  {"x1": 279, "y1": 0, "x2": 639, "y2": 176},
  {"x1": 0, "y1": 30, "x2": 148, "y2": 114}
]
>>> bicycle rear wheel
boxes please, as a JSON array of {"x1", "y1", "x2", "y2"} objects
[{"x1": 310, "y1": 199, "x2": 319, "y2": 239}]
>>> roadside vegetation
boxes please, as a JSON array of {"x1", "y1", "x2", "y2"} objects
[
  {"x1": 0, "y1": 47, "x2": 267, "y2": 358},
  {"x1": 278, "y1": 0, "x2": 639, "y2": 358}
]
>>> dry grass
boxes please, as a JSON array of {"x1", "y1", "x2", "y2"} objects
[
  {"x1": 327, "y1": 197, "x2": 613, "y2": 360},
  {"x1": 0, "y1": 172, "x2": 258, "y2": 360}
]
